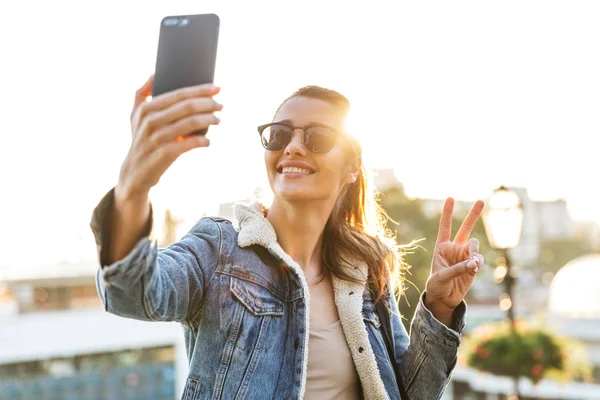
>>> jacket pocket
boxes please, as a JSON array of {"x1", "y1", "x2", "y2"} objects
[
  {"x1": 219, "y1": 275, "x2": 285, "y2": 352},
  {"x1": 230, "y1": 276, "x2": 285, "y2": 317}
]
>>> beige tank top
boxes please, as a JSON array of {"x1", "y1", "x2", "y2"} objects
[{"x1": 305, "y1": 319, "x2": 363, "y2": 399}]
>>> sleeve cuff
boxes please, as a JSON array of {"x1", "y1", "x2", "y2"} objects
[
  {"x1": 413, "y1": 291, "x2": 467, "y2": 347},
  {"x1": 89, "y1": 186, "x2": 154, "y2": 268},
  {"x1": 94, "y1": 236, "x2": 159, "y2": 316},
  {"x1": 98, "y1": 237, "x2": 157, "y2": 289}
]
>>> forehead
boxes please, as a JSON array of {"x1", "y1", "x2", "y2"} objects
[{"x1": 274, "y1": 96, "x2": 346, "y2": 128}]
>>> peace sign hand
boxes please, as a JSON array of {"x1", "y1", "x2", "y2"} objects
[{"x1": 425, "y1": 198, "x2": 485, "y2": 324}]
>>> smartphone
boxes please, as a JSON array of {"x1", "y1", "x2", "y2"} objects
[{"x1": 152, "y1": 13, "x2": 220, "y2": 135}]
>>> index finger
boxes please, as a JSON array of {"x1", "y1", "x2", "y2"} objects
[
  {"x1": 130, "y1": 80, "x2": 220, "y2": 131},
  {"x1": 147, "y1": 83, "x2": 220, "y2": 113},
  {"x1": 437, "y1": 197, "x2": 455, "y2": 243},
  {"x1": 454, "y1": 200, "x2": 485, "y2": 243}
]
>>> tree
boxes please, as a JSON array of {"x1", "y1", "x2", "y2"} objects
[{"x1": 538, "y1": 237, "x2": 591, "y2": 277}]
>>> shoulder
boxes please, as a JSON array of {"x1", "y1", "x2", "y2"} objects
[
  {"x1": 190, "y1": 216, "x2": 240, "y2": 248},
  {"x1": 192, "y1": 216, "x2": 237, "y2": 233},
  {"x1": 193, "y1": 215, "x2": 235, "y2": 229}
]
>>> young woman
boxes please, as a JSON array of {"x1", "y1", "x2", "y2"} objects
[{"x1": 90, "y1": 76, "x2": 485, "y2": 400}]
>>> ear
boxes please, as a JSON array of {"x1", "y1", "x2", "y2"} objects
[{"x1": 344, "y1": 156, "x2": 360, "y2": 184}]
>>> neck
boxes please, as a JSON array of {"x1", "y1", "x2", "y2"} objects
[{"x1": 266, "y1": 197, "x2": 336, "y2": 280}]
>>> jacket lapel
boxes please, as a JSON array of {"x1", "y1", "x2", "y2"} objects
[
  {"x1": 234, "y1": 201, "x2": 312, "y2": 399},
  {"x1": 331, "y1": 264, "x2": 390, "y2": 400},
  {"x1": 234, "y1": 201, "x2": 389, "y2": 400}
]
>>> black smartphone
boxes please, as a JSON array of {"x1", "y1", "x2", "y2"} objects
[{"x1": 152, "y1": 13, "x2": 220, "y2": 135}]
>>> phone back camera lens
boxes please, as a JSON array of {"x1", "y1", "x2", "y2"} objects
[
  {"x1": 163, "y1": 18, "x2": 179, "y2": 27},
  {"x1": 179, "y1": 19, "x2": 189, "y2": 27}
]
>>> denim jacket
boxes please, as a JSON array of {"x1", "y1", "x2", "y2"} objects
[{"x1": 90, "y1": 187, "x2": 467, "y2": 400}]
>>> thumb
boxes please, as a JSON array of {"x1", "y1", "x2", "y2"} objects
[{"x1": 436, "y1": 259, "x2": 478, "y2": 282}]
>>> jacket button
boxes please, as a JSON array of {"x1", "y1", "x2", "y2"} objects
[
  {"x1": 254, "y1": 298, "x2": 263, "y2": 307},
  {"x1": 358, "y1": 346, "x2": 364, "y2": 353},
  {"x1": 294, "y1": 338, "x2": 300, "y2": 349}
]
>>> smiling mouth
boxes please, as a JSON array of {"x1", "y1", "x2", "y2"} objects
[{"x1": 277, "y1": 166, "x2": 315, "y2": 175}]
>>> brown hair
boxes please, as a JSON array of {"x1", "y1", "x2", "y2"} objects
[{"x1": 278, "y1": 86, "x2": 413, "y2": 304}]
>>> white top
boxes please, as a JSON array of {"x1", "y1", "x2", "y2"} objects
[{"x1": 305, "y1": 319, "x2": 362, "y2": 399}]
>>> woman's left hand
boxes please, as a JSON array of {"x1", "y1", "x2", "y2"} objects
[{"x1": 425, "y1": 198, "x2": 485, "y2": 325}]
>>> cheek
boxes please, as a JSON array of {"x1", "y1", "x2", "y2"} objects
[
  {"x1": 318, "y1": 160, "x2": 347, "y2": 185},
  {"x1": 264, "y1": 152, "x2": 276, "y2": 173},
  {"x1": 320, "y1": 150, "x2": 349, "y2": 182}
]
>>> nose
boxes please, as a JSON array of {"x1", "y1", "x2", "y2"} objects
[{"x1": 284, "y1": 129, "x2": 308, "y2": 156}]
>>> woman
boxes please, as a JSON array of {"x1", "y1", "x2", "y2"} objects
[{"x1": 90, "y1": 76, "x2": 485, "y2": 400}]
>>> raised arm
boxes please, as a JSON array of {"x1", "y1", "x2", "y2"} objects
[{"x1": 90, "y1": 75, "x2": 224, "y2": 322}]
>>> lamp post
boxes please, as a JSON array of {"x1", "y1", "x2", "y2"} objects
[{"x1": 482, "y1": 186, "x2": 524, "y2": 399}]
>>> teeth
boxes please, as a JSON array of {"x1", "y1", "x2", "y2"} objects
[{"x1": 281, "y1": 167, "x2": 312, "y2": 174}]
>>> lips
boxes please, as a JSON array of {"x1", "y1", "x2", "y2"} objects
[{"x1": 276, "y1": 162, "x2": 316, "y2": 174}]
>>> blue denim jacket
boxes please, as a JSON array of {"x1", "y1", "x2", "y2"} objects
[{"x1": 90, "y1": 188, "x2": 467, "y2": 400}]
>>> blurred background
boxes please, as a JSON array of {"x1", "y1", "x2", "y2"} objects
[{"x1": 1, "y1": 0, "x2": 599, "y2": 399}]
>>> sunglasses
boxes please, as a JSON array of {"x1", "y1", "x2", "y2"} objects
[{"x1": 257, "y1": 121, "x2": 341, "y2": 154}]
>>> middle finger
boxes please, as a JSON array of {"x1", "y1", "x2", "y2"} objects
[
  {"x1": 454, "y1": 200, "x2": 484, "y2": 243},
  {"x1": 144, "y1": 97, "x2": 223, "y2": 134}
]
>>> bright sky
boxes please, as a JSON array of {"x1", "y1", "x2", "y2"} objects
[{"x1": 1, "y1": 1, "x2": 599, "y2": 268}]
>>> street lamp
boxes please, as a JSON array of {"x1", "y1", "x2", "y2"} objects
[
  {"x1": 482, "y1": 186, "x2": 524, "y2": 250},
  {"x1": 482, "y1": 185, "x2": 524, "y2": 399},
  {"x1": 482, "y1": 185, "x2": 524, "y2": 329}
]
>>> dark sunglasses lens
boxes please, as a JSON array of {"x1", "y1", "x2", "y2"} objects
[
  {"x1": 261, "y1": 125, "x2": 292, "y2": 151},
  {"x1": 306, "y1": 127, "x2": 336, "y2": 153}
]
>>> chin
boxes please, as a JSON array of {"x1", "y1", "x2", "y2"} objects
[
  {"x1": 273, "y1": 189, "x2": 314, "y2": 202},
  {"x1": 272, "y1": 183, "x2": 322, "y2": 203}
]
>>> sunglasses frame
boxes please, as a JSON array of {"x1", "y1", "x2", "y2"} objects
[{"x1": 257, "y1": 121, "x2": 342, "y2": 154}]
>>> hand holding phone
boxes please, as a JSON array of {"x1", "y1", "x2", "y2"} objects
[{"x1": 120, "y1": 77, "x2": 222, "y2": 199}]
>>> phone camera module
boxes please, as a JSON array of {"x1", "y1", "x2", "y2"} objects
[
  {"x1": 163, "y1": 18, "x2": 179, "y2": 27},
  {"x1": 179, "y1": 18, "x2": 189, "y2": 27}
]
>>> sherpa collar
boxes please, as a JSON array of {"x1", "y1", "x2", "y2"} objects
[{"x1": 234, "y1": 201, "x2": 389, "y2": 400}]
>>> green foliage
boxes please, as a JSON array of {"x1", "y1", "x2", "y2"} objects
[
  {"x1": 462, "y1": 320, "x2": 593, "y2": 384},
  {"x1": 378, "y1": 183, "x2": 595, "y2": 386},
  {"x1": 538, "y1": 237, "x2": 591, "y2": 275}
]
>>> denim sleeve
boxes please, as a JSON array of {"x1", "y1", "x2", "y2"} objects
[
  {"x1": 390, "y1": 290, "x2": 467, "y2": 400},
  {"x1": 90, "y1": 187, "x2": 221, "y2": 323}
]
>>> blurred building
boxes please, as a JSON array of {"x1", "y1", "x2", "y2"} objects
[
  {"x1": 217, "y1": 201, "x2": 236, "y2": 221},
  {"x1": 217, "y1": 187, "x2": 269, "y2": 221},
  {"x1": 536, "y1": 198, "x2": 575, "y2": 240},
  {"x1": 574, "y1": 221, "x2": 600, "y2": 251},
  {"x1": 159, "y1": 209, "x2": 183, "y2": 248},
  {"x1": 0, "y1": 261, "x2": 187, "y2": 400},
  {"x1": 372, "y1": 168, "x2": 404, "y2": 193},
  {"x1": 547, "y1": 254, "x2": 600, "y2": 379},
  {"x1": 417, "y1": 186, "x2": 576, "y2": 267}
]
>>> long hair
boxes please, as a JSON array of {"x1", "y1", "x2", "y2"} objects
[{"x1": 277, "y1": 86, "x2": 413, "y2": 304}]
